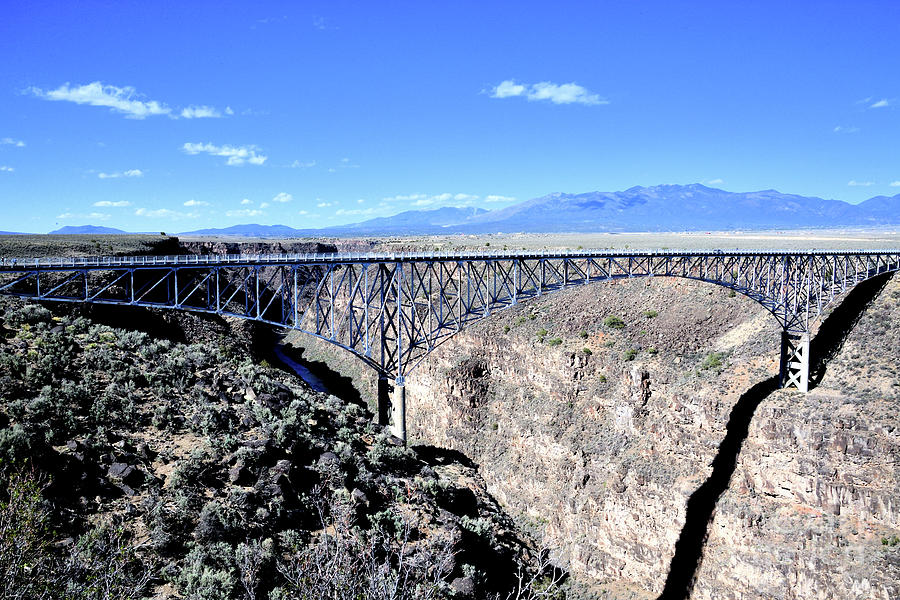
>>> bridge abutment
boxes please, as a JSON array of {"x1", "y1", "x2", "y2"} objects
[{"x1": 780, "y1": 331, "x2": 810, "y2": 392}]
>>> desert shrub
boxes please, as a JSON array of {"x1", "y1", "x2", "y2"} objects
[
  {"x1": 701, "y1": 352, "x2": 725, "y2": 370},
  {"x1": 582, "y1": 347, "x2": 592, "y2": 355},
  {"x1": 579, "y1": 330, "x2": 588, "y2": 339},
  {"x1": 0, "y1": 426, "x2": 33, "y2": 471},
  {"x1": 647, "y1": 347, "x2": 658, "y2": 355},
  {"x1": 622, "y1": 348, "x2": 638, "y2": 362},
  {"x1": 0, "y1": 469, "x2": 54, "y2": 600},
  {"x1": 176, "y1": 541, "x2": 237, "y2": 600},
  {"x1": 643, "y1": 310, "x2": 658, "y2": 318},
  {"x1": 547, "y1": 338, "x2": 562, "y2": 347},
  {"x1": 516, "y1": 316, "x2": 527, "y2": 325},
  {"x1": 8, "y1": 383, "x2": 85, "y2": 444},
  {"x1": 603, "y1": 316, "x2": 625, "y2": 329},
  {"x1": 272, "y1": 489, "x2": 454, "y2": 600},
  {"x1": 4, "y1": 304, "x2": 52, "y2": 328}
]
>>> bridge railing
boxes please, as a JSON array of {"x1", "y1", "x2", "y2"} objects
[{"x1": 1, "y1": 248, "x2": 898, "y2": 270}]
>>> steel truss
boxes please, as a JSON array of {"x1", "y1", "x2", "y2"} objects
[{"x1": 2, "y1": 250, "x2": 899, "y2": 395}]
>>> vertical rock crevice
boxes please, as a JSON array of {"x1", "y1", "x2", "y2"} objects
[{"x1": 658, "y1": 272, "x2": 894, "y2": 600}]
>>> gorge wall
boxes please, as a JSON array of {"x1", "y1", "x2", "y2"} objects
[{"x1": 292, "y1": 275, "x2": 900, "y2": 598}]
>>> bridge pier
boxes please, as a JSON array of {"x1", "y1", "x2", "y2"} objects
[
  {"x1": 377, "y1": 375, "x2": 407, "y2": 442},
  {"x1": 780, "y1": 331, "x2": 810, "y2": 392}
]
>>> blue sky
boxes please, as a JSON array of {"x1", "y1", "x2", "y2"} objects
[{"x1": 1, "y1": 0, "x2": 899, "y2": 233}]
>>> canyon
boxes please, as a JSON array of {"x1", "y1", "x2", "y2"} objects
[{"x1": 293, "y1": 271, "x2": 900, "y2": 599}]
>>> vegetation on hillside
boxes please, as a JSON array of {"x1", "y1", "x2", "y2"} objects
[{"x1": 0, "y1": 299, "x2": 561, "y2": 599}]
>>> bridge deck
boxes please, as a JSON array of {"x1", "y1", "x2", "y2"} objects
[{"x1": 1, "y1": 248, "x2": 898, "y2": 271}]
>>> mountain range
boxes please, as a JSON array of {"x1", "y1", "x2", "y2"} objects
[{"x1": 47, "y1": 185, "x2": 900, "y2": 237}]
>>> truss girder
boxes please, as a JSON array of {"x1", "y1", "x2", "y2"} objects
[{"x1": 1, "y1": 251, "x2": 899, "y2": 379}]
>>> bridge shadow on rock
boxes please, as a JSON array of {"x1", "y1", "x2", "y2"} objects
[
  {"x1": 274, "y1": 342, "x2": 366, "y2": 409},
  {"x1": 808, "y1": 272, "x2": 893, "y2": 390},
  {"x1": 658, "y1": 272, "x2": 894, "y2": 600}
]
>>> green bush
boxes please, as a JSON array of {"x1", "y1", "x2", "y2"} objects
[
  {"x1": 547, "y1": 338, "x2": 562, "y2": 347},
  {"x1": 643, "y1": 310, "x2": 658, "y2": 318},
  {"x1": 579, "y1": 330, "x2": 588, "y2": 339},
  {"x1": 603, "y1": 316, "x2": 625, "y2": 329},
  {"x1": 701, "y1": 352, "x2": 725, "y2": 370},
  {"x1": 582, "y1": 347, "x2": 592, "y2": 355},
  {"x1": 622, "y1": 348, "x2": 638, "y2": 362}
]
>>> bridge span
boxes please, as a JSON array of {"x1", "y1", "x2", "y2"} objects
[{"x1": 2, "y1": 248, "x2": 898, "y2": 440}]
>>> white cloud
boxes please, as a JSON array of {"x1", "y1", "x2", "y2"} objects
[
  {"x1": 490, "y1": 79, "x2": 607, "y2": 105},
  {"x1": 705, "y1": 178, "x2": 724, "y2": 185},
  {"x1": 382, "y1": 193, "x2": 426, "y2": 203},
  {"x1": 290, "y1": 160, "x2": 316, "y2": 168},
  {"x1": 180, "y1": 105, "x2": 222, "y2": 119},
  {"x1": 317, "y1": 201, "x2": 333, "y2": 208},
  {"x1": 182, "y1": 142, "x2": 267, "y2": 166},
  {"x1": 98, "y1": 169, "x2": 144, "y2": 179},
  {"x1": 870, "y1": 99, "x2": 890, "y2": 108},
  {"x1": 225, "y1": 208, "x2": 264, "y2": 218},
  {"x1": 183, "y1": 199, "x2": 209, "y2": 207},
  {"x1": 225, "y1": 106, "x2": 234, "y2": 115},
  {"x1": 135, "y1": 207, "x2": 196, "y2": 219},
  {"x1": 491, "y1": 80, "x2": 527, "y2": 98},
  {"x1": 336, "y1": 208, "x2": 377, "y2": 216},
  {"x1": 260, "y1": 202, "x2": 270, "y2": 208},
  {"x1": 57, "y1": 211, "x2": 111, "y2": 221},
  {"x1": 32, "y1": 82, "x2": 172, "y2": 119},
  {"x1": 833, "y1": 125, "x2": 860, "y2": 133},
  {"x1": 890, "y1": 181, "x2": 900, "y2": 187},
  {"x1": 240, "y1": 198, "x2": 252, "y2": 205},
  {"x1": 412, "y1": 198, "x2": 435, "y2": 206},
  {"x1": 357, "y1": 198, "x2": 365, "y2": 204},
  {"x1": 272, "y1": 192, "x2": 292, "y2": 203},
  {"x1": 0, "y1": 166, "x2": 14, "y2": 172},
  {"x1": 484, "y1": 194, "x2": 516, "y2": 203},
  {"x1": 1, "y1": 138, "x2": 25, "y2": 147},
  {"x1": 848, "y1": 180, "x2": 875, "y2": 187},
  {"x1": 298, "y1": 210, "x2": 309, "y2": 215},
  {"x1": 92, "y1": 200, "x2": 131, "y2": 207}
]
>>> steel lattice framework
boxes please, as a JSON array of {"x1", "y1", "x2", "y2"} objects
[{"x1": 2, "y1": 249, "x2": 898, "y2": 404}]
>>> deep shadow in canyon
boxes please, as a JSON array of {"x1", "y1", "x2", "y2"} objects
[{"x1": 658, "y1": 272, "x2": 894, "y2": 600}]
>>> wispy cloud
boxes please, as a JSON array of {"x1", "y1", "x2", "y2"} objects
[
  {"x1": 870, "y1": 99, "x2": 890, "y2": 109},
  {"x1": 848, "y1": 180, "x2": 875, "y2": 187},
  {"x1": 890, "y1": 181, "x2": 900, "y2": 187},
  {"x1": 0, "y1": 166, "x2": 15, "y2": 172},
  {"x1": 183, "y1": 199, "x2": 209, "y2": 207},
  {"x1": 30, "y1": 81, "x2": 229, "y2": 120},
  {"x1": 484, "y1": 195, "x2": 516, "y2": 203},
  {"x1": 833, "y1": 125, "x2": 860, "y2": 133},
  {"x1": 93, "y1": 200, "x2": 131, "y2": 207},
  {"x1": 704, "y1": 178, "x2": 724, "y2": 185},
  {"x1": 180, "y1": 105, "x2": 222, "y2": 119},
  {"x1": 240, "y1": 198, "x2": 252, "y2": 205},
  {"x1": 182, "y1": 142, "x2": 267, "y2": 166},
  {"x1": 135, "y1": 207, "x2": 196, "y2": 219},
  {"x1": 98, "y1": 169, "x2": 144, "y2": 179},
  {"x1": 225, "y1": 208, "x2": 264, "y2": 218},
  {"x1": 489, "y1": 79, "x2": 607, "y2": 105},
  {"x1": 57, "y1": 211, "x2": 110, "y2": 221},
  {"x1": 290, "y1": 160, "x2": 316, "y2": 168},
  {"x1": 272, "y1": 192, "x2": 292, "y2": 203},
  {"x1": 316, "y1": 201, "x2": 333, "y2": 208},
  {"x1": 336, "y1": 207, "x2": 378, "y2": 216},
  {"x1": 1, "y1": 137, "x2": 25, "y2": 147},
  {"x1": 31, "y1": 82, "x2": 172, "y2": 119}
]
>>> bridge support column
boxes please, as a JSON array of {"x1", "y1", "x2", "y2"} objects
[
  {"x1": 377, "y1": 376, "x2": 391, "y2": 427},
  {"x1": 376, "y1": 376, "x2": 407, "y2": 442},
  {"x1": 390, "y1": 380, "x2": 407, "y2": 442},
  {"x1": 780, "y1": 331, "x2": 810, "y2": 392}
]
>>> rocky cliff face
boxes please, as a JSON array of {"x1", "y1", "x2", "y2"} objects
[{"x1": 292, "y1": 274, "x2": 900, "y2": 598}]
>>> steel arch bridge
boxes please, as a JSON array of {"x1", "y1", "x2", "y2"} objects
[{"x1": 2, "y1": 249, "x2": 898, "y2": 439}]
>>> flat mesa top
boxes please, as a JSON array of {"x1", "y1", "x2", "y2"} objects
[{"x1": 1, "y1": 249, "x2": 899, "y2": 270}]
